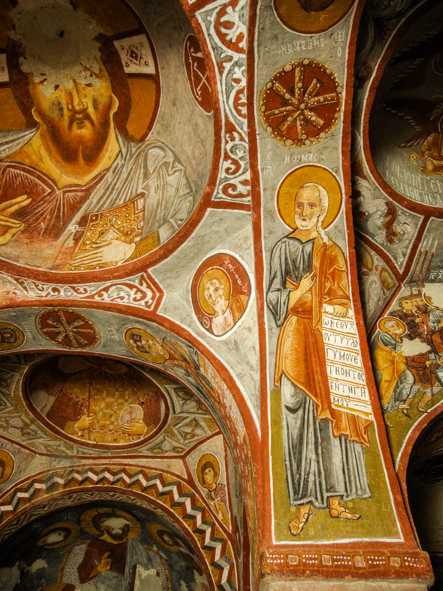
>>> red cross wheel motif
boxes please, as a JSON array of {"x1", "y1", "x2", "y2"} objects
[
  {"x1": 36, "y1": 308, "x2": 100, "y2": 349},
  {"x1": 260, "y1": 59, "x2": 343, "y2": 147}
]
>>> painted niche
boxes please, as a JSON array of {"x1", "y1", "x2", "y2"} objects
[
  {"x1": 369, "y1": 2, "x2": 443, "y2": 209},
  {"x1": 24, "y1": 355, "x2": 168, "y2": 448},
  {"x1": 0, "y1": 0, "x2": 214, "y2": 271},
  {"x1": 0, "y1": 501, "x2": 210, "y2": 591}
]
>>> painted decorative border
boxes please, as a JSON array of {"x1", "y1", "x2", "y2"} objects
[
  {"x1": 262, "y1": 549, "x2": 433, "y2": 579},
  {"x1": 197, "y1": 0, "x2": 251, "y2": 202},
  {"x1": 0, "y1": 272, "x2": 162, "y2": 311},
  {"x1": 0, "y1": 465, "x2": 238, "y2": 589}
]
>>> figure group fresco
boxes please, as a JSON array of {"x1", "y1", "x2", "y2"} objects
[
  {"x1": 0, "y1": 0, "x2": 440, "y2": 586},
  {"x1": 0, "y1": 0, "x2": 213, "y2": 271},
  {"x1": 0, "y1": 503, "x2": 210, "y2": 591},
  {"x1": 373, "y1": 290, "x2": 443, "y2": 433}
]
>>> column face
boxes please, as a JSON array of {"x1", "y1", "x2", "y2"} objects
[{"x1": 251, "y1": 0, "x2": 433, "y2": 583}]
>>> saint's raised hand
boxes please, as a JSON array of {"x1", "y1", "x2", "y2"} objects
[
  {"x1": 298, "y1": 271, "x2": 316, "y2": 296},
  {"x1": 0, "y1": 195, "x2": 32, "y2": 245}
]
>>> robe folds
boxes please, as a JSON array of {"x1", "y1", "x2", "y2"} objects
[
  {"x1": 268, "y1": 235, "x2": 371, "y2": 447},
  {"x1": 0, "y1": 130, "x2": 194, "y2": 269},
  {"x1": 267, "y1": 234, "x2": 371, "y2": 507},
  {"x1": 374, "y1": 333, "x2": 415, "y2": 412}
]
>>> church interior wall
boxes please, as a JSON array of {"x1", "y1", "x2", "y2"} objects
[{"x1": 0, "y1": 0, "x2": 440, "y2": 589}]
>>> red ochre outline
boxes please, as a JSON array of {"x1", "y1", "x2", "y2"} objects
[
  {"x1": 0, "y1": 453, "x2": 237, "y2": 545},
  {"x1": 247, "y1": 0, "x2": 429, "y2": 571},
  {"x1": 246, "y1": 0, "x2": 265, "y2": 586},
  {"x1": 0, "y1": 339, "x2": 245, "y2": 463},
  {"x1": 0, "y1": 469, "x2": 219, "y2": 587},
  {"x1": 0, "y1": 0, "x2": 225, "y2": 286},
  {"x1": 358, "y1": 216, "x2": 433, "y2": 341},
  {"x1": 362, "y1": 0, "x2": 443, "y2": 219}
]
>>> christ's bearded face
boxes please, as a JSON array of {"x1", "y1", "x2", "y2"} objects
[
  {"x1": 294, "y1": 186, "x2": 325, "y2": 231},
  {"x1": 100, "y1": 517, "x2": 130, "y2": 542},
  {"x1": 204, "y1": 279, "x2": 229, "y2": 316},
  {"x1": 28, "y1": 60, "x2": 118, "y2": 164}
]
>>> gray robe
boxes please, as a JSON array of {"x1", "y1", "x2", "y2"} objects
[{"x1": 267, "y1": 235, "x2": 371, "y2": 508}]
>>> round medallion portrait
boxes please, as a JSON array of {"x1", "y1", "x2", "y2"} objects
[
  {"x1": 24, "y1": 354, "x2": 168, "y2": 449},
  {"x1": 191, "y1": 253, "x2": 251, "y2": 337},
  {"x1": 0, "y1": 0, "x2": 214, "y2": 272}
]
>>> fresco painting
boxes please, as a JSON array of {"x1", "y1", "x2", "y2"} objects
[
  {"x1": 369, "y1": 2, "x2": 443, "y2": 207},
  {"x1": 191, "y1": 253, "x2": 250, "y2": 337},
  {"x1": 0, "y1": 322, "x2": 25, "y2": 351},
  {"x1": 25, "y1": 355, "x2": 167, "y2": 447},
  {"x1": 0, "y1": 0, "x2": 439, "y2": 587},
  {"x1": 273, "y1": 0, "x2": 355, "y2": 34},
  {"x1": 183, "y1": 35, "x2": 213, "y2": 115},
  {"x1": 371, "y1": 286, "x2": 443, "y2": 460},
  {"x1": 0, "y1": 0, "x2": 213, "y2": 271},
  {"x1": 267, "y1": 166, "x2": 373, "y2": 536},
  {"x1": 196, "y1": 452, "x2": 230, "y2": 528},
  {"x1": 0, "y1": 450, "x2": 14, "y2": 485},
  {"x1": 256, "y1": 0, "x2": 406, "y2": 550},
  {"x1": 36, "y1": 309, "x2": 100, "y2": 350},
  {"x1": 260, "y1": 59, "x2": 343, "y2": 147},
  {"x1": 0, "y1": 503, "x2": 210, "y2": 591}
]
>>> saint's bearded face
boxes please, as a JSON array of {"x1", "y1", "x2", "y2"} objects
[
  {"x1": 293, "y1": 186, "x2": 325, "y2": 231},
  {"x1": 28, "y1": 60, "x2": 118, "y2": 164},
  {"x1": 385, "y1": 321, "x2": 404, "y2": 336},
  {"x1": 205, "y1": 279, "x2": 229, "y2": 316}
]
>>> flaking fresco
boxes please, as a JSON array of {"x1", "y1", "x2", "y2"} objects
[{"x1": 0, "y1": 0, "x2": 440, "y2": 588}]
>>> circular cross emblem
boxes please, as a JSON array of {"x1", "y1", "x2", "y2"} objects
[
  {"x1": 36, "y1": 308, "x2": 100, "y2": 349},
  {"x1": 260, "y1": 59, "x2": 343, "y2": 147}
]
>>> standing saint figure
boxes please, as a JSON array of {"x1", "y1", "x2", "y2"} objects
[
  {"x1": 374, "y1": 317, "x2": 416, "y2": 427},
  {"x1": 267, "y1": 182, "x2": 371, "y2": 536}
]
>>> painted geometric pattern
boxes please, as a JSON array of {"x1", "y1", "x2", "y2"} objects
[{"x1": 0, "y1": 466, "x2": 237, "y2": 590}]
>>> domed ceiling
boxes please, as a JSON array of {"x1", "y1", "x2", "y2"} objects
[{"x1": 0, "y1": 0, "x2": 440, "y2": 589}]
